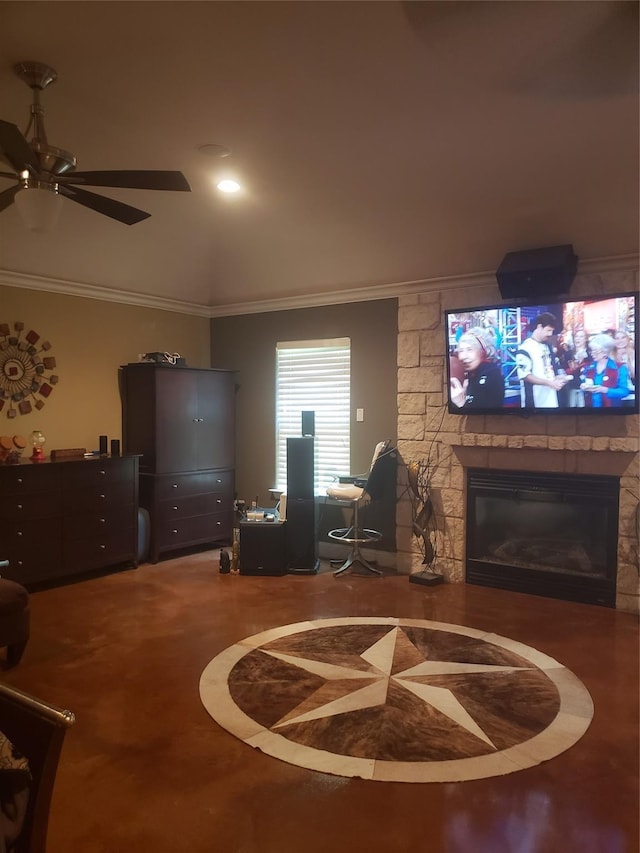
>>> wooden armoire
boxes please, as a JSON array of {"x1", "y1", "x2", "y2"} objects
[{"x1": 120, "y1": 364, "x2": 235, "y2": 563}]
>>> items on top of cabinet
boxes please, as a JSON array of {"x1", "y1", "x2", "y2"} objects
[
  {"x1": 49, "y1": 448, "x2": 87, "y2": 461},
  {"x1": 29, "y1": 430, "x2": 46, "y2": 462},
  {"x1": 135, "y1": 352, "x2": 187, "y2": 366},
  {"x1": 0, "y1": 435, "x2": 27, "y2": 465}
]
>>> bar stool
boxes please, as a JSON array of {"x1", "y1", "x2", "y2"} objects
[{"x1": 326, "y1": 440, "x2": 392, "y2": 577}]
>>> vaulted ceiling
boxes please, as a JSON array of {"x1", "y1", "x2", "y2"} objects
[{"x1": 0, "y1": 1, "x2": 638, "y2": 316}]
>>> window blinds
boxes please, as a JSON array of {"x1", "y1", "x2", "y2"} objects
[{"x1": 275, "y1": 338, "x2": 351, "y2": 492}]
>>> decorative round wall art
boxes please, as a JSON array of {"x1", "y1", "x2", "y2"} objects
[{"x1": 0, "y1": 322, "x2": 59, "y2": 418}]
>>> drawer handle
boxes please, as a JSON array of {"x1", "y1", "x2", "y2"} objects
[
  {"x1": 17, "y1": 531, "x2": 22, "y2": 537},
  {"x1": 17, "y1": 560, "x2": 23, "y2": 567},
  {"x1": 17, "y1": 504, "x2": 22, "y2": 510},
  {"x1": 99, "y1": 494, "x2": 106, "y2": 499},
  {"x1": 172, "y1": 484, "x2": 178, "y2": 489},
  {"x1": 216, "y1": 520, "x2": 221, "y2": 526},
  {"x1": 172, "y1": 506, "x2": 179, "y2": 511},
  {"x1": 99, "y1": 470, "x2": 106, "y2": 476},
  {"x1": 99, "y1": 544, "x2": 106, "y2": 550},
  {"x1": 99, "y1": 518, "x2": 106, "y2": 524},
  {"x1": 172, "y1": 528, "x2": 178, "y2": 534},
  {"x1": 216, "y1": 499, "x2": 222, "y2": 504},
  {"x1": 17, "y1": 478, "x2": 22, "y2": 484}
]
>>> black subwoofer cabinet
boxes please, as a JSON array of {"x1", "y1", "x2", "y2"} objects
[{"x1": 239, "y1": 522, "x2": 287, "y2": 576}]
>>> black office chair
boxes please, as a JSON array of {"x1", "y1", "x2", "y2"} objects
[{"x1": 326, "y1": 440, "x2": 394, "y2": 576}]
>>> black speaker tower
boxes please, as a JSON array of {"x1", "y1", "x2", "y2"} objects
[
  {"x1": 285, "y1": 436, "x2": 319, "y2": 574},
  {"x1": 496, "y1": 244, "x2": 578, "y2": 300}
]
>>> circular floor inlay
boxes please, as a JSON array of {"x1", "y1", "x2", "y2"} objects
[{"x1": 199, "y1": 617, "x2": 593, "y2": 782}]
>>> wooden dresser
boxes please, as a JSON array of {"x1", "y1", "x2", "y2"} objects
[
  {"x1": 120, "y1": 364, "x2": 235, "y2": 563},
  {"x1": 0, "y1": 455, "x2": 139, "y2": 587}
]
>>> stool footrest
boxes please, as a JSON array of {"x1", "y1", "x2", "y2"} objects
[{"x1": 328, "y1": 527, "x2": 382, "y2": 546}]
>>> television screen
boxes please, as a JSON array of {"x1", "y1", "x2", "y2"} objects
[{"x1": 445, "y1": 292, "x2": 638, "y2": 415}]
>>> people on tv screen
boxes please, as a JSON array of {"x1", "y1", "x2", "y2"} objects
[
  {"x1": 515, "y1": 313, "x2": 574, "y2": 408},
  {"x1": 580, "y1": 333, "x2": 632, "y2": 408},
  {"x1": 447, "y1": 298, "x2": 636, "y2": 411},
  {"x1": 449, "y1": 327, "x2": 505, "y2": 410}
]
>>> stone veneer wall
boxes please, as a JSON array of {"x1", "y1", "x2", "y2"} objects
[{"x1": 396, "y1": 264, "x2": 640, "y2": 614}]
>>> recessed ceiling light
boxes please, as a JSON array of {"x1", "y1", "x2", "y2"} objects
[{"x1": 217, "y1": 179, "x2": 241, "y2": 193}]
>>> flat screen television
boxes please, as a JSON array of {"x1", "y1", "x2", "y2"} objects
[{"x1": 444, "y1": 291, "x2": 638, "y2": 415}]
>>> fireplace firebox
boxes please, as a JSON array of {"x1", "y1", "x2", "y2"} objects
[{"x1": 465, "y1": 468, "x2": 619, "y2": 607}]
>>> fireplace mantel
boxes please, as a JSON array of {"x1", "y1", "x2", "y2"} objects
[{"x1": 451, "y1": 444, "x2": 637, "y2": 479}]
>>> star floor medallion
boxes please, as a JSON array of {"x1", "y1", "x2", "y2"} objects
[{"x1": 199, "y1": 617, "x2": 593, "y2": 782}]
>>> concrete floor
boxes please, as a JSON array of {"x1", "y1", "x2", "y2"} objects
[{"x1": 3, "y1": 551, "x2": 638, "y2": 853}]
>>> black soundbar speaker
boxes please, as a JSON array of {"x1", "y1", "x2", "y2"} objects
[
  {"x1": 285, "y1": 498, "x2": 319, "y2": 574},
  {"x1": 287, "y1": 436, "x2": 314, "y2": 499},
  {"x1": 496, "y1": 244, "x2": 578, "y2": 300}
]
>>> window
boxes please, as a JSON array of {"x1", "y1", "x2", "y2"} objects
[{"x1": 275, "y1": 338, "x2": 350, "y2": 492}]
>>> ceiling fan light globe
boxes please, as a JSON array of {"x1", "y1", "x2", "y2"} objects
[{"x1": 14, "y1": 185, "x2": 64, "y2": 233}]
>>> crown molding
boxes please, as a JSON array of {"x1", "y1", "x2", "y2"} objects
[
  {"x1": 209, "y1": 254, "x2": 639, "y2": 316},
  {"x1": 1, "y1": 253, "x2": 637, "y2": 319},
  {"x1": 0, "y1": 269, "x2": 211, "y2": 317}
]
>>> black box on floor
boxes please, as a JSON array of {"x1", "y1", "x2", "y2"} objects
[{"x1": 239, "y1": 521, "x2": 287, "y2": 576}]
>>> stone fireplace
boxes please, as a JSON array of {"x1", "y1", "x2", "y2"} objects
[
  {"x1": 395, "y1": 261, "x2": 639, "y2": 613},
  {"x1": 465, "y1": 468, "x2": 619, "y2": 607}
]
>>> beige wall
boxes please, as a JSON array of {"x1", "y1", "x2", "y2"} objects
[
  {"x1": 211, "y1": 300, "x2": 398, "y2": 507},
  {"x1": 0, "y1": 285, "x2": 210, "y2": 453}
]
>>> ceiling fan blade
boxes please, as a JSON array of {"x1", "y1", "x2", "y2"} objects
[
  {"x1": 65, "y1": 170, "x2": 191, "y2": 192},
  {"x1": 59, "y1": 185, "x2": 151, "y2": 225},
  {"x1": 0, "y1": 119, "x2": 39, "y2": 174},
  {"x1": 0, "y1": 184, "x2": 21, "y2": 213}
]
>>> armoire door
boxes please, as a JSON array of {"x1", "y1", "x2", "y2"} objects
[
  {"x1": 195, "y1": 371, "x2": 235, "y2": 470},
  {"x1": 155, "y1": 369, "x2": 201, "y2": 473}
]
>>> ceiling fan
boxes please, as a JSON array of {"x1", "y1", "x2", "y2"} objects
[{"x1": 0, "y1": 61, "x2": 191, "y2": 227}]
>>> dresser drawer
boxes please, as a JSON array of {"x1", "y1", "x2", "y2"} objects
[
  {"x1": 157, "y1": 492, "x2": 230, "y2": 521},
  {"x1": 156, "y1": 511, "x2": 232, "y2": 549},
  {"x1": 63, "y1": 507, "x2": 137, "y2": 540},
  {"x1": 62, "y1": 457, "x2": 136, "y2": 488},
  {"x1": 0, "y1": 519, "x2": 63, "y2": 584},
  {"x1": 63, "y1": 528, "x2": 136, "y2": 573},
  {"x1": 0, "y1": 463, "x2": 61, "y2": 494},
  {"x1": 0, "y1": 490, "x2": 62, "y2": 520},
  {"x1": 63, "y1": 481, "x2": 135, "y2": 514},
  {"x1": 154, "y1": 470, "x2": 233, "y2": 501}
]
